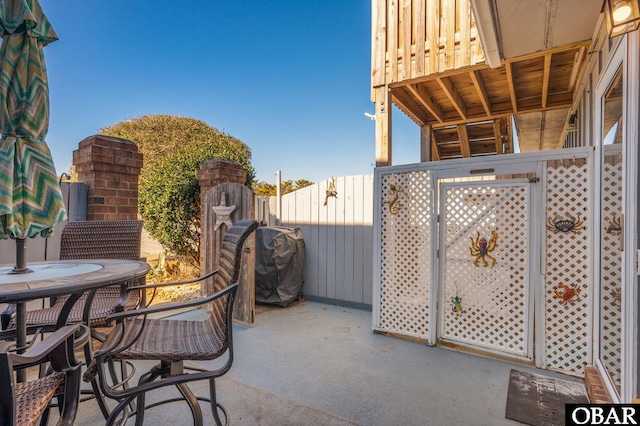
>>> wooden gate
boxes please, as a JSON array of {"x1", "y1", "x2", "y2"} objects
[{"x1": 202, "y1": 182, "x2": 255, "y2": 324}]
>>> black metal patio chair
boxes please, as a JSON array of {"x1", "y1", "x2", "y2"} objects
[
  {"x1": 0, "y1": 220, "x2": 145, "y2": 419},
  {"x1": 85, "y1": 219, "x2": 258, "y2": 426},
  {"x1": 0, "y1": 324, "x2": 89, "y2": 426}
]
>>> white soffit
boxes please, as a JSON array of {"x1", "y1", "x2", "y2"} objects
[{"x1": 474, "y1": 0, "x2": 602, "y2": 60}]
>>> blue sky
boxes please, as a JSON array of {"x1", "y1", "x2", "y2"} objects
[{"x1": 41, "y1": 0, "x2": 418, "y2": 184}]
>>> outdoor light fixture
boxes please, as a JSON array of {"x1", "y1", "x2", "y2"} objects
[{"x1": 603, "y1": 0, "x2": 640, "y2": 37}]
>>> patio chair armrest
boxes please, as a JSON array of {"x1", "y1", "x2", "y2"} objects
[
  {"x1": 1, "y1": 303, "x2": 16, "y2": 329},
  {"x1": 8, "y1": 324, "x2": 89, "y2": 371},
  {"x1": 106, "y1": 282, "x2": 238, "y2": 324},
  {"x1": 125, "y1": 269, "x2": 219, "y2": 292}
]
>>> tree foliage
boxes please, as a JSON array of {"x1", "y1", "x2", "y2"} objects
[
  {"x1": 252, "y1": 179, "x2": 314, "y2": 196},
  {"x1": 100, "y1": 115, "x2": 255, "y2": 267},
  {"x1": 100, "y1": 115, "x2": 253, "y2": 173}
]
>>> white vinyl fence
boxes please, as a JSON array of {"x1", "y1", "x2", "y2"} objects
[{"x1": 256, "y1": 175, "x2": 374, "y2": 308}]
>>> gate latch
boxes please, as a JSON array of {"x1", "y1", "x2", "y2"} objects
[{"x1": 528, "y1": 177, "x2": 540, "y2": 183}]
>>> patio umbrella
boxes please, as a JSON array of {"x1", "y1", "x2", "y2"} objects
[{"x1": 0, "y1": 0, "x2": 66, "y2": 273}]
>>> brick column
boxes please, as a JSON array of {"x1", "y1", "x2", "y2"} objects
[
  {"x1": 72, "y1": 135, "x2": 143, "y2": 221},
  {"x1": 197, "y1": 159, "x2": 247, "y2": 207}
]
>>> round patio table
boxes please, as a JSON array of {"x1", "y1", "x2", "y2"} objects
[{"x1": 0, "y1": 259, "x2": 149, "y2": 381}]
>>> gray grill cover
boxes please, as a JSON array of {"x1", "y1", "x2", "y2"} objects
[{"x1": 255, "y1": 226, "x2": 305, "y2": 306}]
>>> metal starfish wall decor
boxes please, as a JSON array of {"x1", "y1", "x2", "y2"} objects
[{"x1": 211, "y1": 192, "x2": 236, "y2": 231}]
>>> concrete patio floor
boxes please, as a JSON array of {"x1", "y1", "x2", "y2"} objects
[{"x1": 70, "y1": 300, "x2": 584, "y2": 425}]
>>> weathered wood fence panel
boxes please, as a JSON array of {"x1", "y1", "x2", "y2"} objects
[
  {"x1": 264, "y1": 175, "x2": 374, "y2": 308},
  {"x1": 203, "y1": 183, "x2": 255, "y2": 324}
]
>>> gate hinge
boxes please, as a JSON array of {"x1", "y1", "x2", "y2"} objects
[
  {"x1": 528, "y1": 177, "x2": 540, "y2": 183},
  {"x1": 437, "y1": 249, "x2": 440, "y2": 258}
]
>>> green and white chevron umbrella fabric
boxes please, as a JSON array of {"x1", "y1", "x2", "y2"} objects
[{"x1": 0, "y1": 0, "x2": 66, "y2": 240}]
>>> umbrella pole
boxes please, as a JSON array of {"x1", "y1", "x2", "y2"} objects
[{"x1": 12, "y1": 239, "x2": 33, "y2": 274}]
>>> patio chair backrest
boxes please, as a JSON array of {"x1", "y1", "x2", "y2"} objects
[
  {"x1": 208, "y1": 220, "x2": 258, "y2": 331},
  {"x1": 59, "y1": 220, "x2": 143, "y2": 260},
  {"x1": 56, "y1": 220, "x2": 143, "y2": 304}
]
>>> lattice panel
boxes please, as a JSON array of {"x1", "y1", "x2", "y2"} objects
[
  {"x1": 544, "y1": 160, "x2": 591, "y2": 375},
  {"x1": 441, "y1": 184, "x2": 530, "y2": 356},
  {"x1": 378, "y1": 170, "x2": 432, "y2": 340},
  {"x1": 600, "y1": 151, "x2": 622, "y2": 391}
]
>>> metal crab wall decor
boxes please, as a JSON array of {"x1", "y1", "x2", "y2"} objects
[
  {"x1": 553, "y1": 283, "x2": 581, "y2": 306},
  {"x1": 546, "y1": 213, "x2": 585, "y2": 234},
  {"x1": 469, "y1": 230, "x2": 499, "y2": 267}
]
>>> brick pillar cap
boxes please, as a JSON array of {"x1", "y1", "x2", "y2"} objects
[
  {"x1": 200, "y1": 159, "x2": 242, "y2": 167},
  {"x1": 79, "y1": 134, "x2": 139, "y2": 148}
]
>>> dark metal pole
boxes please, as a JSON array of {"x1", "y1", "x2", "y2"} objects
[
  {"x1": 15, "y1": 302, "x2": 26, "y2": 382},
  {"x1": 11, "y1": 238, "x2": 32, "y2": 274}
]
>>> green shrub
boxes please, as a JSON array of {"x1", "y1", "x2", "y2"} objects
[{"x1": 101, "y1": 115, "x2": 255, "y2": 267}]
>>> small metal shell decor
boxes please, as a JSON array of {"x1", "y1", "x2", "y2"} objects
[
  {"x1": 605, "y1": 214, "x2": 622, "y2": 235},
  {"x1": 546, "y1": 213, "x2": 585, "y2": 234},
  {"x1": 612, "y1": 288, "x2": 622, "y2": 308},
  {"x1": 382, "y1": 184, "x2": 403, "y2": 214}
]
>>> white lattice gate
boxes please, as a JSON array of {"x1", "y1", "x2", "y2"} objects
[
  {"x1": 374, "y1": 148, "x2": 594, "y2": 376},
  {"x1": 438, "y1": 181, "x2": 532, "y2": 359}
]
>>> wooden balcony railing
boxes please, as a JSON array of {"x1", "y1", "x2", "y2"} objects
[{"x1": 372, "y1": 0, "x2": 486, "y2": 89}]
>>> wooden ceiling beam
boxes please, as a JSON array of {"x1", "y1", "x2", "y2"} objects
[
  {"x1": 437, "y1": 77, "x2": 467, "y2": 120},
  {"x1": 407, "y1": 84, "x2": 445, "y2": 123},
  {"x1": 541, "y1": 53, "x2": 551, "y2": 109},
  {"x1": 469, "y1": 70, "x2": 492, "y2": 116},
  {"x1": 567, "y1": 46, "x2": 586, "y2": 92},
  {"x1": 457, "y1": 124, "x2": 471, "y2": 158},
  {"x1": 425, "y1": 102, "x2": 572, "y2": 129},
  {"x1": 505, "y1": 62, "x2": 518, "y2": 113},
  {"x1": 391, "y1": 92, "x2": 427, "y2": 126},
  {"x1": 503, "y1": 40, "x2": 591, "y2": 63}
]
